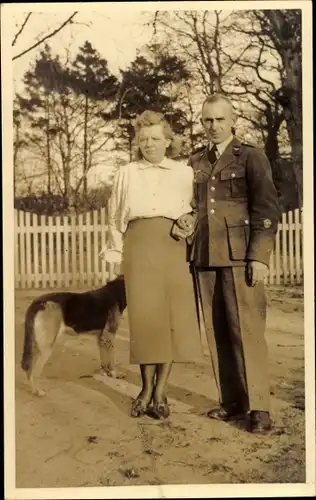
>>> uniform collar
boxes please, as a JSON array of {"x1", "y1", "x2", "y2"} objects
[
  {"x1": 138, "y1": 157, "x2": 173, "y2": 170},
  {"x1": 209, "y1": 134, "x2": 234, "y2": 157},
  {"x1": 197, "y1": 136, "x2": 242, "y2": 178}
]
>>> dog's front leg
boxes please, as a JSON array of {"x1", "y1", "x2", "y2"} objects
[{"x1": 98, "y1": 329, "x2": 117, "y2": 378}]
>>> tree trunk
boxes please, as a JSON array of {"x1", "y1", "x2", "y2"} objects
[
  {"x1": 13, "y1": 122, "x2": 20, "y2": 170},
  {"x1": 279, "y1": 43, "x2": 302, "y2": 205},
  {"x1": 282, "y1": 86, "x2": 302, "y2": 207},
  {"x1": 264, "y1": 11, "x2": 303, "y2": 206},
  {"x1": 46, "y1": 123, "x2": 52, "y2": 195}
]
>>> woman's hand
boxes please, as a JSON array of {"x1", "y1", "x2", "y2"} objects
[
  {"x1": 171, "y1": 218, "x2": 194, "y2": 241},
  {"x1": 177, "y1": 213, "x2": 195, "y2": 233},
  {"x1": 99, "y1": 248, "x2": 107, "y2": 260}
]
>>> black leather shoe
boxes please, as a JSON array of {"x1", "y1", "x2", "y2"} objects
[
  {"x1": 207, "y1": 404, "x2": 247, "y2": 421},
  {"x1": 250, "y1": 411, "x2": 272, "y2": 434},
  {"x1": 151, "y1": 398, "x2": 170, "y2": 420}
]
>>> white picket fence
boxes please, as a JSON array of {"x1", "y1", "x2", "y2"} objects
[{"x1": 14, "y1": 208, "x2": 303, "y2": 289}]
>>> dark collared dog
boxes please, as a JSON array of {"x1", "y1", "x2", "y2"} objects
[{"x1": 21, "y1": 276, "x2": 126, "y2": 396}]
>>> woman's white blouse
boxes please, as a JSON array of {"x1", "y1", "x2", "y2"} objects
[{"x1": 106, "y1": 157, "x2": 193, "y2": 261}]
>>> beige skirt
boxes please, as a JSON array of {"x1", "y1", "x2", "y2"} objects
[{"x1": 123, "y1": 217, "x2": 203, "y2": 364}]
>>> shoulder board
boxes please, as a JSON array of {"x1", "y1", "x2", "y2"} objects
[{"x1": 241, "y1": 141, "x2": 258, "y2": 149}]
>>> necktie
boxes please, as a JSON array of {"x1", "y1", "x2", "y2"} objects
[{"x1": 208, "y1": 145, "x2": 218, "y2": 164}]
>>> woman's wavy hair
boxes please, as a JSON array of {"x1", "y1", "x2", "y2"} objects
[{"x1": 132, "y1": 110, "x2": 182, "y2": 160}]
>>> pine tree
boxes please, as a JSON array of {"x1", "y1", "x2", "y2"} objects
[
  {"x1": 15, "y1": 42, "x2": 119, "y2": 210},
  {"x1": 106, "y1": 44, "x2": 190, "y2": 160},
  {"x1": 68, "y1": 41, "x2": 119, "y2": 196}
]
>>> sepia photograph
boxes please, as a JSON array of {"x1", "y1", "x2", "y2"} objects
[{"x1": 2, "y1": 1, "x2": 315, "y2": 498}]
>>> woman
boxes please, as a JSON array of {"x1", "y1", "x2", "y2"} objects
[{"x1": 104, "y1": 110, "x2": 202, "y2": 419}]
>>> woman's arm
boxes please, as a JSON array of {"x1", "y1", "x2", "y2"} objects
[
  {"x1": 99, "y1": 166, "x2": 129, "y2": 263},
  {"x1": 172, "y1": 164, "x2": 197, "y2": 240}
]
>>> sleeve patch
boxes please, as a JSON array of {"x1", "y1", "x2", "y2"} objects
[{"x1": 263, "y1": 219, "x2": 272, "y2": 229}]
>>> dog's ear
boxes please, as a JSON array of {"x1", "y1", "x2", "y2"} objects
[{"x1": 106, "y1": 304, "x2": 121, "y2": 333}]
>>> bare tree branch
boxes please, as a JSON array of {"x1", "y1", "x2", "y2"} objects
[
  {"x1": 12, "y1": 12, "x2": 78, "y2": 61},
  {"x1": 12, "y1": 13, "x2": 32, "y2": 47}
]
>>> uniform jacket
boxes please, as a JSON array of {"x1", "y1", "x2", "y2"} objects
[{"x1": 188, "y1": 137, "x2": 281, "y2": 267}]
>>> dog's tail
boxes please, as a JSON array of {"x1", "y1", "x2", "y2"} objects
[{"x1": 21, "y1": 302, "x2": 41, "y2": 372}]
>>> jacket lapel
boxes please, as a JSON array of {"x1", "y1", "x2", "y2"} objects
[
  {"x1": 196, "y1": 147, "x2": 213, "y2": 177},
  {"x1": 211, "y1": 137, "x2": 241, "y2": 177}
]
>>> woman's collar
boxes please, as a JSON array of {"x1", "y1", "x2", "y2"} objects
[{"x1": 138, "y1": 156, "x2": 172, "y2": 169}]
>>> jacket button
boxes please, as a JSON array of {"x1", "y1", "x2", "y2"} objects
[
  {"x1": 231, "y1": 173, "x2": 236, "y2": 178},
  {"x1": 211, "y1": 176, "x2": 216, "y2": 180},
  {"x1": 210, "y1": 209, "x2": 215, "y2": 214},
  {"x1": 210, "y1": 186, "x2": 215, "y2": 191},
  {"x1": 210, "y1": 198, "x2": 215, "y2": 203},
  {"x1": 245, "y1": 219, "x2": 249, "y2": 224}
]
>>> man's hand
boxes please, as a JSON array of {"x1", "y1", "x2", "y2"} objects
[
  {"x1": 176, "y1": 213, "x2": 195, "y2": 232},
  {"x1": 247, "y1": 260, "x2": 269, "y2": 286},
  {"x1": 171, "y1": 223, "x2": 193, "y2": 240}
]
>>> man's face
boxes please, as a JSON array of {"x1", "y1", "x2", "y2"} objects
[
  {"x1": 138, "y1": 124, "x2": 171, "y2": 164},
  {"x1": 201, "y1": 100, "x2": 235, "y2": 144}
]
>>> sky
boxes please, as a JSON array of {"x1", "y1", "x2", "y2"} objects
[
  {"x1": 7, "y1": 2, "x2": 300, "y2": 191},
  {"x1": 11, "y1": 8, "x2": 155, "y2": 187},
  {"x1": 12, "y1": 9, "x2": 154, "y2": 92}
]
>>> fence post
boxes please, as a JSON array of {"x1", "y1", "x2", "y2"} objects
[
  {"x1": 40, "y1": 214, "x2": 47, "y2": 288},
  {"x1": 288, "y1": 210, "x2": 295, "y2": 284},
  {"x1": 78, "y1": 213, "x2": 84, "y2": 286},
  {"x1": 33, "y1": 213, "x2": 39, "y2": 289},
  {"x1": 281, "y1": 212, "x2": 288, "y2": 285},
  {"x1": 14, "y1": 210, "x2": 20, "y2": 288},
  {"x1": 268, "y1": 248, "x2": 275, "y2": 285},
  {"x1": 294, "y1": 208, "x2": 301, "y2": 285},
  {"x1": 56, "y1": 215, "x2": 62, "y2": 288},
  {"x1": 63, "y1": 214, "x2": 70, "y2": 288},
  {"x1": 93, "y1": 209, "x2": 100, "y2": 287},
  {"x1": 48, "y1": 215, "x2": 54, "y2": 288},
  {"x1": 86, "y1": 211, "x2": 92, "y2": 287},
  {"x1": 25, "y1": 211, "x2": 32, "y2": 288},
  {"x1": 71, "y1": 213, "x2": 77, "y2": 288},
  {"x1": 19, "y1": 210, "x2": 26, "y2": 289},
  {"x1": 100, "y1": 207, "x2": 107, "y2": 284}
]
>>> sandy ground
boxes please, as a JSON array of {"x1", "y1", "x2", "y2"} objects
[{"x1": 14, "y1": 286, "x2": 305, "y2": 487}]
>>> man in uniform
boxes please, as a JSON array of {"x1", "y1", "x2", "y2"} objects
[{"x1": 176, "y1": 94, "x2": 280, "y2": 434}]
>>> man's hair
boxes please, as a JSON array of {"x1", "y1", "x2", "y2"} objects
[
  {"x1": 202, "y1": 93, "x2": 234, "y2": 114},
  {"x1": 133, "y1": 110, "x2": 182, "y2": 159}
]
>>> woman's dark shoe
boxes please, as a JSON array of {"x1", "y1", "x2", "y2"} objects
[
  {"x1": 130, "y1": 397, "x2": 150, "y2": 418},
  {"x1": 151, "y1": 398, "x2": 170, "y2": 420}
]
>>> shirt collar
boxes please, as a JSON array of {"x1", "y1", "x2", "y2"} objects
[
  {"x1": 209, "y1": 134, "x2": 234, "y2": 156},
  {"x1": 138, "y1": 157, "x2": 173, "y2": 170}
]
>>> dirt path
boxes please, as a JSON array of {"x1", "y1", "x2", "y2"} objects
[{"x1": 14, "y1": 288, "x2": 305, "y2": 487}]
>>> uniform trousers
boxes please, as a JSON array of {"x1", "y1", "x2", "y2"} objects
[{"x1": 195, "y1": 266, "x2": 270, "y2": 412}]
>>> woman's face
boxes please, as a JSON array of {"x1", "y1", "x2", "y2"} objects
[{"x1": 138, "y1": 124, "x2": 171, "y2": 164}]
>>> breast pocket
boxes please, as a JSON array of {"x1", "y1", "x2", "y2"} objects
[
  {"x1": 225, "y1": 214, "x2": 250, "y2": 260},
  {"x1": 220, "y1": 166, "x2": 247, "y2": 198}
]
